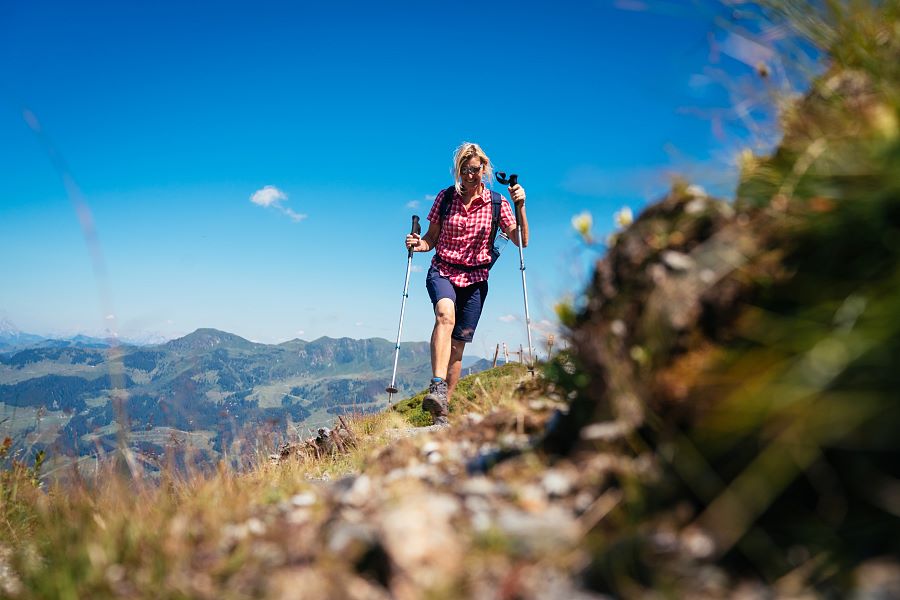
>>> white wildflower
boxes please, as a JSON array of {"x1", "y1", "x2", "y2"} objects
[{"x1": 614, "y1": 206, "x2": 633, "y2": 228}]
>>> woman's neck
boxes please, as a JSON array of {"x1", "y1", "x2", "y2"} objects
[{"x1": 462, "y1": 182, "x2": 482, "y2": 202}]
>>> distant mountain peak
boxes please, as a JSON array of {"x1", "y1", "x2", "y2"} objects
[
  {"x1": 164, "y1": 328, "x2": 257, "y2": 351},
  {"x1": 0, "y1": 317, "x2": 45, "y2": 346},
  {"x1": 0, "y1": 316, "x2": 21, "y2": 336}
]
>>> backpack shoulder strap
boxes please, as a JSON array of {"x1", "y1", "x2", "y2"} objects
[
  {"x1": 489, "y1": 190, "x2": 502, "y2": 245},
  {"x1": 439, "y1": 186, "x2": 456, "y2": 222}
]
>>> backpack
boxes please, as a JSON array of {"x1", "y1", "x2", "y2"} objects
[{"x1": 437, "y1": 185, "x2": 505, "y2": 272}]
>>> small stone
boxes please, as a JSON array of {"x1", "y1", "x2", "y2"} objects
[
  {"x1": 650, "y1": 530, "x2": 679, "y2": 552},
  {"x1": 407, "y1": 463, "x2": 432, "y2": 480},
  {"x1": 496, "y1": 506, "x2": 579, "y2": 556},
  {"x1": 461, "y1": 476, "x2": 497, "y2": 496},
  {"x1": 246, "y1": 518, "x2": 266, "y2": 536},
  {"x1": 528, "y1": 399, "x2": 547, "y2": 411},
  {"x1": 470, "y1": 510, "x2": 492, "y2": 533},
  {"x1": 610, "y1": 319, "x2": 627, "y2": 337},
  {"x1": 686, "y1": 184, "x2": 707, "y2": 199},
  {"x1": 427, "y1": 451, "x2": 443, "y2": 464},
  {"x1": 685, "y1": 198, "x2": 707, "y2": 214},
  {"x1": 581, "y1": 421, "x2": 628, "y2": 442},
  {"x1": 464, "y1": 495, "x2": 491, "y2": 513},
  {"x1": 662, "y1": 250, "x2": 695, "y2": 272},
  {"x1": 649, "y1": 263, "x2": 667, "y2": 284},
  {"x1": 541, "y1": 469, "x2": 574, "y2": 498},
  {"x1": 339, "y1": 475, "x2": 374, "y2": 508},
  {"x1": 221, "y1": 523, "x2": 248, "y2": 542},
  {"x1": 291, "y1": 491, "x2": 317, "y2": 507},
  {"x1": 287, "y1": 508, "x2": 311, "y2": 525},
  {"x1": 681, "y1": 525, "x2": 716, "y2": 559},
  {"x1": 327, "y1": 521, "x2": 378, "y2": 556},
  {"x1": 421, "y1": 441, "x2": 440, "y2": 455},
  {"x1": 380, "y1": 492, "x2": 463, "y2": 589},
  {"x1": 518, "y1": 484, "x2": 548, "y2": 512},
  {"x1": 574, "y1": 491, "x2": 594, "y2": 513}
]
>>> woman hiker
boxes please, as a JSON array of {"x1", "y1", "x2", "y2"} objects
[{"x1": 405, "y1": 142, "x2": 529, "y2": 426}]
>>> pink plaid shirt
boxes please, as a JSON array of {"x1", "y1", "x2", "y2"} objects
[{"x1": 428, "y1": 185, "x2": 516, "y2": 287}]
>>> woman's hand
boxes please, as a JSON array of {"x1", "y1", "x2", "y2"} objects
[
  {"x1": 406, "y1": 233, "x2": 425, "y2": 252},
  {"x1": 509, "y1": 184, "x2": 526, "y2": 207}
]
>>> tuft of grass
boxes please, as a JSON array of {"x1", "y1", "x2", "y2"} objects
[
  {"x1": 0, "y1": 437, "x2": 45, "y2": 547},
  {"x1": 391, "y1": 363, "x2": 530, "y2": 426}
]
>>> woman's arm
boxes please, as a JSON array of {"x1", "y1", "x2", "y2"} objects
[
  {"x1": 406, "y1": 219, "x2": 442, "y2": 252},
  {"x1": 506, "y1": 184, "x2": 528, "y2": 247},
  {"x1": 510, "y1": 203, "x2": 528, "y2": 247}
]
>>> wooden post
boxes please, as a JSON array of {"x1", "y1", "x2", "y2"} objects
[
  {"x1": 503, "y1": 342, "x2": 510, "y2": 364},
  {"x1": 492, "y1": 343, "x2": 500, "y2": 368},
  {"x1": 547, "y1": 334, "x2": 555, "y2": 360},
  {"x1": 518, "y1": 344, "x2": 524, "y2": 364}
]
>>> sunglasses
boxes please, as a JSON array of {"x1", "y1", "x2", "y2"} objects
[{"x1": 461, "y1": 165, "x2": 483, "y2": 176}]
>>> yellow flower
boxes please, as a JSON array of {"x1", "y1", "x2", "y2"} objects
[
  {"x1": 571, "y1": 211, "x2": 594, "y2": 242},
  {"x1": 738, "y1": 148, "x2": 758, "y2": 176},
  {"x1": 614, "y1": 206, "x2": 633, "y2": 229},
  {"x1": 554, "y1": 299, "x2": 577, "y2": 328}
]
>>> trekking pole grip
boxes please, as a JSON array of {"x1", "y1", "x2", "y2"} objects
[
  {"x1": 508, "y1": 175, "x2": 521, "y2": 223},
  {"x1": 408, "y1": 215, "x2": 421, "y2": 258}
]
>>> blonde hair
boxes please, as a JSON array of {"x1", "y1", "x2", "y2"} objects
[{"x1": 452, "y1": 141, "x2": 493, "y2": 194}]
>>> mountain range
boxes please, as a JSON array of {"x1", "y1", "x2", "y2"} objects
[{"x1": 0, "y1": 327, "x2": 493, "y2": 471}]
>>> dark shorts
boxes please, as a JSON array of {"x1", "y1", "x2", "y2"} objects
[{"x1": 425, "y1": 264, "x2": 488, "y2": 343}]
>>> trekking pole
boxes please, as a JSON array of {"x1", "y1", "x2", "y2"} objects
[
  {"x1": 496, "y1": 172, "x2": 535, "y2": 372},
  {"x1": 386, "y1": 215, "x2": 421, "y2": 403}
]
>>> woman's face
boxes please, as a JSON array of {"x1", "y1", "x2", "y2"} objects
[{"x1": 460, "y1": 157, "x2": 484, "y2": 191}]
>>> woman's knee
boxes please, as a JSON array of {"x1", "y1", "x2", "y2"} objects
[
  {"x1": 434, "y1": 300, "x2": 456, "y2": 328},
  {"x1": 450, "y1": 339, "x2": 466, "y2": 359}
]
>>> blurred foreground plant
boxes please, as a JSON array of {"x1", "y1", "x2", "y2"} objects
[{"x1": 549, "y1": 1, "x2": 900, "y2": 596}]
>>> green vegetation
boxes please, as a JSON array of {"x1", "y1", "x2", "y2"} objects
[
  {"x1": 391, "y1": 363, "x2": 529, "y2": 426},
  {"x1": 0, "y1": 364, "x2": 534, "y2": 599},
  {"x1": 1, "y1": 438, "x2": 45, "y2": 547},
  {"x1": 543, "y1": 1, "x2": 900, "y2": 595}
]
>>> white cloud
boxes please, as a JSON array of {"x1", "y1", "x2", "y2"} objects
[
  {"x1": 408, "y1": 193, "x2": 436, "y2": 209},
  {"x1": 532, "y1": 319, "x2": 560, "y2": 336},
  {"x1": 296, "y1": 330, "x2": 304, "y2": 335},
  {"x1": 498, "y1": 314, "x2": 517, "y2": 323},
  {"x1": 250, "y1": 185, "x2": 307, "y2": 222},
  {"x1": 250, "y1": 185, "x2": 287, "y2": 207},
  {"x1": 105, "y1": 314, "x2": 115, "y2": 320},
  {"x1": 410, "y1": 264, "x2": 423, "y2": 273},
  {"x1": 282, "y1": 207, "x2": 307, "y2": 222}
]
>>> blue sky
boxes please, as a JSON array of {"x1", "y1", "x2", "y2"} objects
[{"x1": 0, "y1": 1, "x2": 794, "y2": 356}]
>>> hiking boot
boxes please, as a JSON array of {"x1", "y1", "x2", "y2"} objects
[{"x1": 422, "y1": 379, "x2": 449, "y2": 420}]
